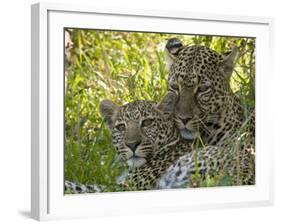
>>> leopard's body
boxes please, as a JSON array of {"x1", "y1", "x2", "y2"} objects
[{"x1": 65, "y1": 100, "x2": 254, "y2": 193}]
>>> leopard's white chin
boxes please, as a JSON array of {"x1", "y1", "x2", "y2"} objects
[
  {"x1": 179, "y1": 128, "x2": 198, "y2": 140},
  {"x1": 127, "y1": 157, "x2": 146, "y2": 168}
]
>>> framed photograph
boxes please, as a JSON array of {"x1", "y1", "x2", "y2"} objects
[{"x1": 31, "y1": 2, "x2": 274, "y2": 221}]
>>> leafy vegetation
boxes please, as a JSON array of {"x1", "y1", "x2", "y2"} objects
[{"x1": 64, "y1": 29, "x2": 255, "y2": 192}]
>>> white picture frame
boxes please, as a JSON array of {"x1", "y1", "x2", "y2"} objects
[{"x1": 31, "y1": 2, "x2": 274, "y2": 221}]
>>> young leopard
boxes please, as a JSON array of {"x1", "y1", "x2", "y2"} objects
[
  {"x1": 65, "y1": 100, "x2": 255, "y2": 193},
  {"x1": 157, "y1": 38, "x2": 251, "y2": 146}
]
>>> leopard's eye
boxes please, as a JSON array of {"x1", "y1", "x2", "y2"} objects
[
  {"x1": 170, "y1": 83, "x2": 179, "y2": 91},
  {"x1": 141, "y1": 118, "x2": 153, "y2": 127},
  {"x1": 197, "y1": 85, "x2": 210, "y2": 92},
  {"x1": 115, "y1": 123, "x2": 126, "y2": 131}
]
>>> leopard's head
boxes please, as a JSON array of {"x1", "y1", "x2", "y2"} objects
[
  {"x1": 100, "y1": 100, "x2": 178, "y2": 168},
  {"x1": 157, "y1": 38, "x2": 238, "y2": 140}
]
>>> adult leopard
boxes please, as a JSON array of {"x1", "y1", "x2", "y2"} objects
[{"x1": 157, "y1": 38, "x2": 253, "y2": 145}]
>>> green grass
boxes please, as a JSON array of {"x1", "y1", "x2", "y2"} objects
[{"x1": 64, "y1": 29, "x2": 255, "y2": 192}]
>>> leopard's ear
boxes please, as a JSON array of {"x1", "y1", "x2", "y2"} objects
[
  {"x1": 219, "y1": 46, "x2": 239, "y2": 83},
  {"x1": 155, "y1": 91, "x2": 177, "y2": 116},
  {"x1": 165, "y1": 38, "x2": 183, "y2": 70},
  {"x1": 100, "y1": 99, "x2": 120, "y2": 130}
]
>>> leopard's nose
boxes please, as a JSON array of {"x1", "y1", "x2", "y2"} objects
[
  {"x1": 126, "y1": 141, "x2": 141, "y2": 152},
  {"x1": 181, "y1": 118, "x2": 190, "y2": 124},
  {"x1": 178, "y1": 116, "x2": 192, "y2": 125}
]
